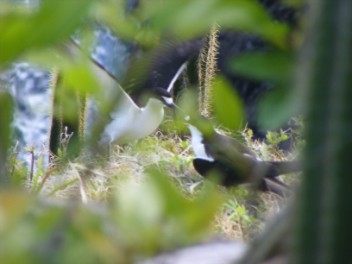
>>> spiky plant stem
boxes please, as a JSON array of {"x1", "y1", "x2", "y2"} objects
[
  {"x1": 198, "y1": 24, "x2": 219, "y2": 117},
  {"x1": 292, "y1": 0, "x2": 352, "y2": 263},
  {"x1": 198, "y1": 38, "x2": 206, "y2": 114},
  {"x1": 77, "y1": 91, "x2": 86, "y2": 146}
]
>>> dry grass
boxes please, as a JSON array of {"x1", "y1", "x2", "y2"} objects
[{"x1": 32, "y1": 122, "x2": 296, "y2": 242}]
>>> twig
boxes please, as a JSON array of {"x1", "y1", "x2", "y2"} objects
[
  {"x1": 28, "y1": 147, "x2": 35, "y2": 182},
  {"x1": 9, "y1": 141, "x2": 19, "y2": 179},
  {"x1": 35, "y1": 167, "x2": 57, "y2": 194}
]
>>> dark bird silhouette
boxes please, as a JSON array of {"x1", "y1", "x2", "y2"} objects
[{"x1": 187, "y1": 122, "x2": 300, "y2": 196}]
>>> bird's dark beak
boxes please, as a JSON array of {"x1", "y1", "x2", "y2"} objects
[
  {"x1": 169, "y1": 102, "x2": 177, "y2": 108},
  {"x1": 161, "y1": 96, "x2": 176, "y2": 108},
  {"x1": 173, "y1": 103, "x2": 183, "y2": 111},
  {"x1": 168, "y1": 101, "x2": 182, "y2": 110}
]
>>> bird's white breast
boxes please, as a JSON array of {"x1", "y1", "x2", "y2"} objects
[
  {"x1": 100, "y1": 97, "x2": 165, "y2": 145},
  {"x1": 188, "y1": 125, "x2": 214, "y2": 161}
]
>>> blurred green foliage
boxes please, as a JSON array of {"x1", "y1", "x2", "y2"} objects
[
  {"x1": 0, "y1": 191, "x2": 124, "y2": 263},
  {"x1": 0, "y1": 0, "x2": 301, "y2": 262},
  {"x1": 111, "y1": 169, "x2": 224, "y2": 254},
  {"x1": 95, "y1": 0, "x2": 291, "y2": 48},
  {"x1": 212, "y1": 76, "x2": 245, "y2": 131},
  {"x1": 0, "y1": 0, "x2": 93, "y2": 65},
  {"x1": 232, "y1": 51, "x2": 294, "y2": 81},
  {"x1": 231, "y1": 49, "x2": 297, "y2": 130},
  {"x1": 0, "y1": 170, "x2": 224, "y2": 263}
]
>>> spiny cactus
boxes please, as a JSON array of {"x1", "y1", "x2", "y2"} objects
[{"x1": 292, "y1": 0, "x2": 352, "y2": 263}]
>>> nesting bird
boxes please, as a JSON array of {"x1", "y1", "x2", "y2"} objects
[{"x1": 187, "y1": 121, "x2": 300, "y2": 195}]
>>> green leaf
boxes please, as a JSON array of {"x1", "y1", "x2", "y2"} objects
[
  {"x1": 231, "y1": 50, "x2": 294, "y2": 81},
  {"x1": 0, "y1": 0, "x2": 93, "y2": 64},
  {"x1": 212, "y1": 76, "x2": 244, "y2": 131},
  {"x1": 138, "y1": 0, "x2": 289, "y2": 47},
  {"x1": 62, "y1": 64, "x2": 100, "y2": 95},
  {"x1": 258, "y1": 85, "x2": 297, "y2": 129},
  {"x1": 112, "y1": 168, "x2": 224, "y2": 253}
]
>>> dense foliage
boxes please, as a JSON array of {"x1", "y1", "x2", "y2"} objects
[{"x1": 1, "y1": 0, "x2": 351, "y2": 263}]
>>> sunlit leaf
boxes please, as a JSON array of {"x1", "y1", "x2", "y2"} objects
[
  {"x1": 0, "y1": 0, "x2": 93, "y2": 64},
  {"x1": 212, "y1": 76, "x2": 244, "y2": 131},
  {"x1": 62, "y1": 64, "x2": 100, "y2": 95},
  {"x1": 93, "y1": 0, "x2": 146, "y2": 44}
]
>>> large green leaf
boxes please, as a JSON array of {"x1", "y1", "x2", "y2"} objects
[
  {"x1": 257, "y1": 84, "x2": 297, "y2": 129},
  {"x1": 0, "y1": 0, "x2": 93, "y2": 64},
  {"x1": 231, "y1": 50, "x2": 294, "y2": 81},
  {"x1": 127, "y1": 0, "x2": 289, "y2": 47},
  {"x1": 112, "y1": 168, "x2": 224, "y2": 254},
  {"x1": 0, "y1": 191, "x2": 123, "y2": 263},
  {"x1": 230, "y1": 50, "x2": 296, "y2": 129},
  {"x1": 62, "y1": 63, "x2": 101, "y2": 95},
  {"x1": 212, "y1": 76, "x2": 245, "y2": 131}
]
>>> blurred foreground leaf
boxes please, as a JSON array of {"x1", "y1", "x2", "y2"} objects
[
  {"x1": 0, "y1": 191, "x2": 125, "y2": 264},
  {"x1": 112, "y1": 168, "x2": 225, "y2": 255},
  {"x1": 231, "y1": 50, "x2": 294, "y2": 81},
  {"x1": 62, "y1": 63, "x2": 101, "y2": 95},
  {"x1": 212, "y1": 76, "x2": 244, "y2": 131},
  {"x1": 138, "y1": 0, "x2": 289, "y2": 47},
  {"x1": 0, "y1": 0, "x2": 93, "y2": 64},
  {"x1": 97, "y1": 0, "x2": 289, "y2": 48},
  {"x1": 258, "y1": 85, "x2": 297, "y2": 129},
  {"x1": 231, "y1": 51, "x2": 296, "y2": 129},
  {"x1": 0, "y1": 169, "x2": 225, "y2": 263}
]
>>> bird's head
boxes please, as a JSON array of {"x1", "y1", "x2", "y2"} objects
[{"x1": 150, "y1": 87, "x2": 176, "y2": 108}]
